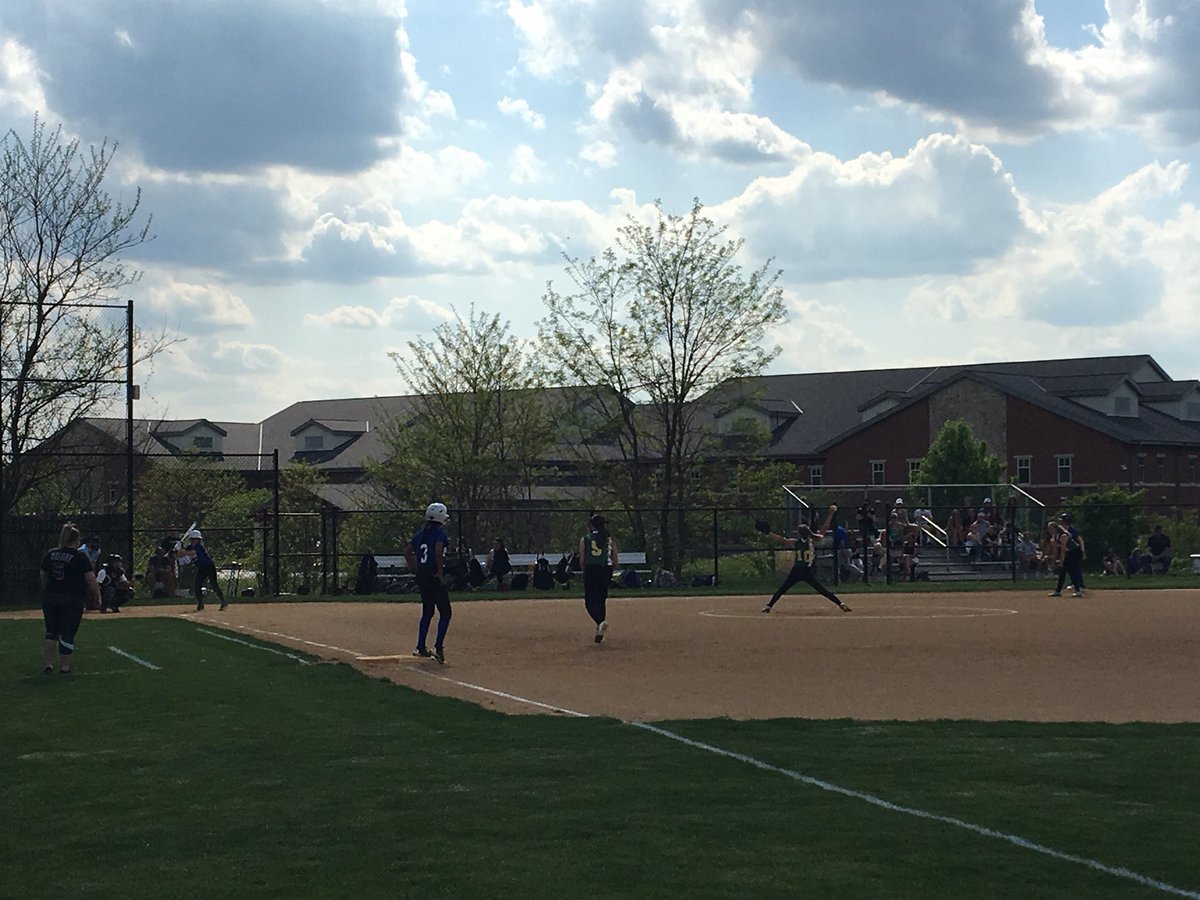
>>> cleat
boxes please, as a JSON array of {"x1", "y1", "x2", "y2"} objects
[
  {"x1": 432, "y1": 647, "x2": 445, "y2": 664},
  {"x1": 595, "y1": 621, "x2": 608, "y2": 644},
  {"x1": 43, "y1": 665, "x2": 54, "y2": 675},
  {"x1": 838, "y1": 601, "x2": 852, "y2": 613},
  {"x1": 413, "y1": 647, "x2": 433, "y2": 658},
  {"x1": 219, "y1": 603, "x2": 228, "y2": 611},
  {"x1": 761, "y1": 605, "x2": 772, "y2": 613},
  {"x1": 195, "y1": 602, "x2": 205, "y2": 611},
  {"x1": 1048, "y1": 591, "x2": 1062, "y2": 597},
  {"x1": 1072, "y1": 590, "x2": 1083, "y2": 598}
]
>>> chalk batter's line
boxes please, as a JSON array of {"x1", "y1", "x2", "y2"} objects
[
  {"x1": 182, "y1": 616, "x2": 362, "y2": 656},
  {"x1": 699, "y1": 606, "x2": 1019, "y2": 620},
  {"x1": 405, "y1": 666, "x2": 590, "y2": 718},
  {"x1": 631, "y1": 722, "x2": 1198, "y2": 899},
  {"x1": 107, "y1": 645, "x2": 161, "y2": 670},
  {"x1": 194, "y1": 628, "x2": 312, "y2": 664}
]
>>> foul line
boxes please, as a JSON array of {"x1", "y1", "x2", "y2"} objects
[
  {"x1": 405, "y1": 667, "x2": 590, "y2": 718},
  {"x1": 631, "y1": 723, "x2": 1199, "y2": 898},
  {"x1": 107, "y1": 646, "x2": 161, "y2": 670},
  {"x1": 195, "y1": 628, "x2": 312, "y2": 664},
  {"x1": 392, "y1": 670, "x2": 1197, "y2": 898},
  {"x1": 170, "y1": 619, "x2": 1197, "y2": 896}
]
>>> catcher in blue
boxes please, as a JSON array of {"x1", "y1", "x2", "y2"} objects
[
  {"x1": 406, "y1": 502, "x2": 452, "y2": 664},
  {"x1": 758, "y1": 505, "x2": 852, "y2": 613}
]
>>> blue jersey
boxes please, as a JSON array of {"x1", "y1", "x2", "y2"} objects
[
  {"x1": 191, "y1": 542, "x2": 216, "y2": 569},
  {"x1": 410, "y1": 525, "x2": 449, "y2": 572}
]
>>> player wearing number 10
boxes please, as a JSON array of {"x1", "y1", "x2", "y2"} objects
[
  {"x1": 407, "y1": 502, "x2": 452, "y2": 664},
  {"x1": 762, "y1": 506, "x2": 852, "y2": 614}
]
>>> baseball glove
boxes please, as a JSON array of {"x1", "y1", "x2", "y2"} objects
[{"x1": 754, "y1": 518, "x2": 771, "y2": 535}]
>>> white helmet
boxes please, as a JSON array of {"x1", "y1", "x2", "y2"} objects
[
  {"x1": 187, "y1": 529, "x2": 203, "y2": 540},
  {"x1": 425, "y1": 502, "x2": 449, "y2": 524}
]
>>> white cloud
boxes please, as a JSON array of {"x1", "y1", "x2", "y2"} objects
[
  {"x1": 144, "y1": 281, "x2": 255, "y2": 331},
  {"x1": 905, "y1": 161, "x2": 1193, "y2": 332},
  {"x1": 498, "y1": 96, "x2": 546, "y2": 130},
  {"x1": 718, "y1": 134, "x2": 1025, "y2": 281},
  {"x1": 508, "y1": 144, "x2": 546, "y2": 184},
  {"x1": 305, "y1": 295, "x2": 454, "y2": 330},
  {"x1": 0, "y1": 38, "x2": 49, "y2": 120},
  {"x1": 212, "y1": 341, "x2": 287, "y2": 374},
  {"x1": 579, "y1": 140, "x2": 617, "y2": 168}
]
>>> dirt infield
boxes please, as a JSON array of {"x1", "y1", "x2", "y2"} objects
[{"x1": 9, "y1": 589, "x2": 1200, "y2": 722}]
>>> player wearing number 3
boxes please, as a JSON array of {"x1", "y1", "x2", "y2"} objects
[
  {"x1": 760, "y1": 506, "x2": 851, "y2": 613},
  {"x1": 581, "y1": 513, "x2": 618, "y2": 644},
  {"x1": 407, "y1": 502, "x2": 452, "y2": 663}
]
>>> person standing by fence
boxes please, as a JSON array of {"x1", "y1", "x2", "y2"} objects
[
  {"x1": 408, "y1": 502, "x2": 452, "y2": 663},
  {"x1": 581, "y1": 514, "x2": 617, "y2": 644},
  {"x1": 39, "y1": 523, "x2": 101, "y2": 674}
]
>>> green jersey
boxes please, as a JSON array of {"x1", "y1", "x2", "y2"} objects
[{"x1": 583, "y1": 530, "x2": 611, "y2": 568}]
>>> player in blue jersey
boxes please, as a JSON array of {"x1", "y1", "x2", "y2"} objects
[
  {"x1": 580, "y1": 514, "x2": 619, "y2": 644},
  {"x1": 407, "y1": 502, "x2": 452, "y2": 663},
  {"x1": 178, "y1": 529, "x2": 227, "y2": 612},
  {"x1": 762, "y1": 506, "x2": 852, "y2": 613}
]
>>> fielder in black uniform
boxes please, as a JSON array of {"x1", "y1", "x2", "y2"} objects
[
  {"x1": 762, "y1": 506, "x2": 852, "y2": 613},
  {"x1": 580, "y1": 514, "x2": 618, "y2": 643},
  {"x1": 39, "y1": 523, "x2": 101, "y2": 674}
]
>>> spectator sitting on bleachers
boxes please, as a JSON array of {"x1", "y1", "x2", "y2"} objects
[{"x1": 1015, "y1": 533, "x2": 1039, "y2": 575}]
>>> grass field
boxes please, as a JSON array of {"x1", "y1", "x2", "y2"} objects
[{"x1": 4, "y1": 614, "x2": 1200, "y2": 899}]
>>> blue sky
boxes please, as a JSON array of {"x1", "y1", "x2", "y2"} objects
[{"x1": 3, "y1": 0, "x2": 1199, "y2": 421}]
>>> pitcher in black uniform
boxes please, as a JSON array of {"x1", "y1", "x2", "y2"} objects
[
  {"x1": 762, "y1": 506, "x2": 851, "y2": 613},
  {"x1": 39, "y1": 523, "x2": 102, "y2": 674}
]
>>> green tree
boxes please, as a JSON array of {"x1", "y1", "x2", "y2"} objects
[
  {"x1": 911, "y1": 419, "x2": 1004, "y2": 512},
  {"x1": 1063, "y1": 483, "x2": 1148, "y2": 569},
  {"x1": 1, "y1": 117, "x2": 171, "y2": 520},
  {"x1": 538, "y1": 199, "x2": 786, "y2": 571},
  {"x1": 369, "y1": 306, "x2": 556, "y2": 549}
]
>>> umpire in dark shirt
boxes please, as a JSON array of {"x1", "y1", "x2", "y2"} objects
[{"x1": 39, "y1": 523, "x2": 101, "y2": 674}]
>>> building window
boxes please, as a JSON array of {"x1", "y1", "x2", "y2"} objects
[
  {"x1": 192, "y1": 436, "x2": 213, "y2": 449},
  {"x1": 907, "y1": 459, "x2": 922, "y2": 482},
  {"x1": 1187, "y1": 456, "x2": 1197, "y2": 484},
  {"x1": 1016, "y1": 457, "x2": 1031, "y2": 485},
  {"x1": 108, "y1": 482, "x2": 119, "y2": 504},
  {"x1": 1114, "y1": 396, "x2": 1132, "y2": 415},
  {"x1": 1056, "y1": 455, "x2": 1072, "y2": 485},
  {"x1": 809, "y1": 465, "x2": 823, "y2": 486},
  {"x1": 1155, "y1": 455, "x2": 1166, "y2": 483},
  {"x1": 1136, "y1": 455, "x2": 1146, "y2": 483},
  {"x1": 871, "y1": 460, "x2": 885, "y2": 485},
  {"x1": 305, "y1": 436, "x2": 324, "y2": 450}
]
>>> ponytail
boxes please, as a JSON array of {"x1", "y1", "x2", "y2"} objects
[{"x1": 590, "y1": 514, "x2": 609, "y2": 550}]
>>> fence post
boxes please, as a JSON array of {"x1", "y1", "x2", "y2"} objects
[
  {"x1": 272, "y1": 449, "x2": 280, "y2": 596},
  {"x1": 331, "y1": 508, "x2": 340, "y2": 593},
  {"x1": 711, "y1": 507, "x2": 719, "y2": 586},
  {"x1": 1125, "y1": 504, "x2": 1132, "y2": 580},
  {"x1": 320, "y1": 506, "x2": 329, "y2": 595}
]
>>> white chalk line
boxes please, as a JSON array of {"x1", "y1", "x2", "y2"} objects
[
  {"x1": 395, "y1": 669, "x2": 1198, "y2": 898},
  {"x1": 700, "y1": 605, "x2": 1019, "y2": 620},
  {"x1": 633, "y1": 722, "x2": 1199, "y2": 899},
  {"x1": 107, "y1": 646, "x2": 161, "y2": 670},
  {"x1": 194, "y1": 628, "x2": 312, "y2": 664},
  {"x1": 405, "y1": 666, "x2": 590, "y2": 718},
  {"x1": 174, "y1": 620, "x2": 1197, "y2": 896}
]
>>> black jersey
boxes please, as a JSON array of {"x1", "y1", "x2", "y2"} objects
[
  {"x1": 583, "y1": 530, "x2": 612, "y2": 568},
  {"x1": 792, "y1": 535, "x2": 816, "y2": 566},
  {"x1": 40, "y1": 546, "x2": 92, "y2": 605}
]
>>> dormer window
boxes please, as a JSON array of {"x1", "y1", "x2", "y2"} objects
[
  {"x1": 305, "y1": 436, "x2": 324, "y2": 450},
  {"x1": 1189, "y1": 402, "x2": 1200, "y2": 420},
  {"x1": 1114, "y1": 396, "x2": 1132, "y2": 415},
  {"x1": 193, "y1": 436, "x2": 213, "y2": 449}
]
